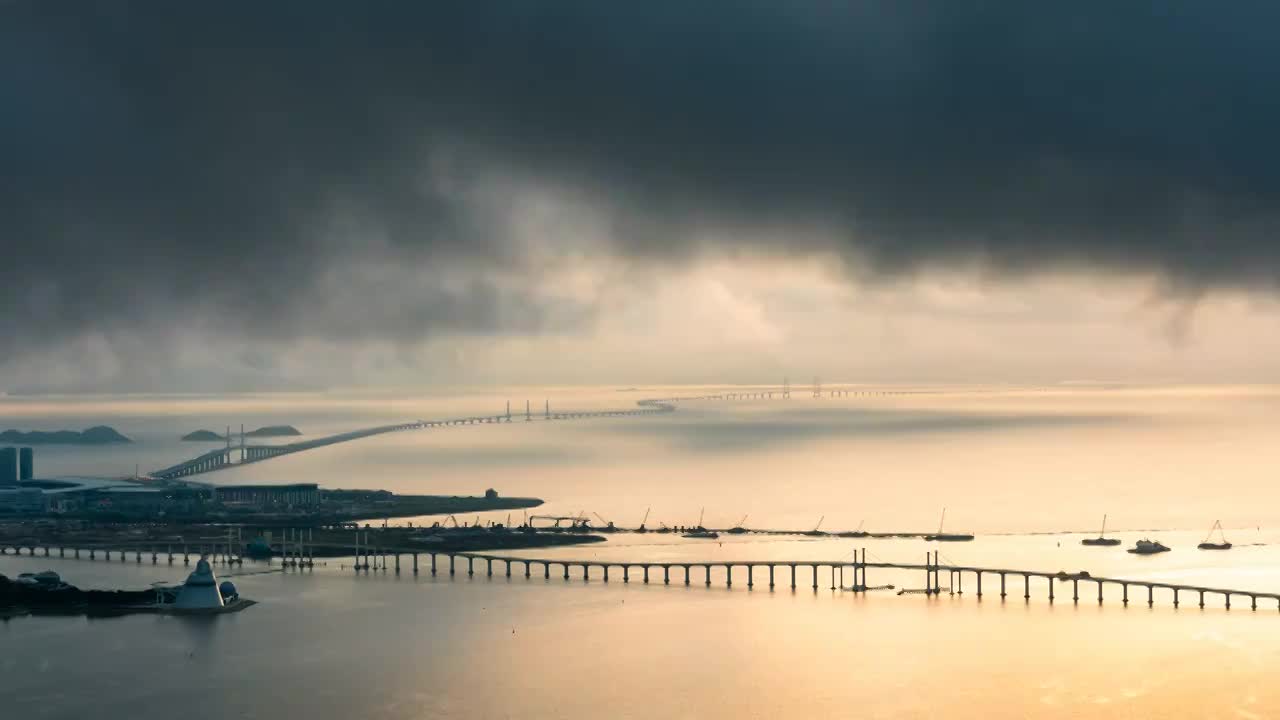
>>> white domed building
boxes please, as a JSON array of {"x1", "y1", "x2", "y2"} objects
[{"x1": 174, "y1": 556, "x2": 225, "y2": 609}]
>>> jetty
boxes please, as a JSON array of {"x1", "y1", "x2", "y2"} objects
[{"x1": 7, "y1": 539, "x2": 1278, "y2": 613}]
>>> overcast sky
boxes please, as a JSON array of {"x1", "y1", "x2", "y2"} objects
[{"x1": 5, "y1": 3, "x2": 1280, "y2": 392}]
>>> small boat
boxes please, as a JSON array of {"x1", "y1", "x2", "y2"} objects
[
  {"x1": 1127, "y1": 538, "x2": 1171, "y2": 554},
  {"x1": 1197, "y1": 520, "x2": 1232, "y2": 550},
  {"x1": 1081, "y1": 514, "x2": 1122, "y2": 546},
  {"x1": 924, "y1": 508, "x2": 975, "y2": 542},
  {"x1": 727, "y1": 514, "x2": 749, "y2": 534},
  {"x1": 683, "y1": 507, "x2": 719, "y2": 539}
]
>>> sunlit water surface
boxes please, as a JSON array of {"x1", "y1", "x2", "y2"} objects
[{"x1": 4, "y1": 385, "x2": 1280, "y2": 718}]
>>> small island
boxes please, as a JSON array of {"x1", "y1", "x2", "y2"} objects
[
  {"x1": 181, "y1": 425, "x2": 303, "y2": 442},
  {"x1": 181, "y1": 429, "x2": 226, "y2": 442},
  {"x1": 0, "y1": 426, "x2": 131, "y2": 445},
  {"x1": 246, "y1": 425, "x2": 301, "y2": 438}
]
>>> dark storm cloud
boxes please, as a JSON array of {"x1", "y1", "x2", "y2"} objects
[{"x1": 5, "y1": 1, "x2": 1280, "y2": 354}]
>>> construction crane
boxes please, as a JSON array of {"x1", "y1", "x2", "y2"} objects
[
  {"x1": 728, "y1": 514, "x2": 749, "y2": 534},
  {"x1": 593, "y1": 512, "x2": 617, "y2": 532},
  {"x1": 804, "y1": 515, "x2": 827, "y2": 537},
  {"x1": 445, "y1": 515, "x2": 459, "y2": 528},
  {"x1": 637, "y1": 507, "x2": 651, "y2": 533}
]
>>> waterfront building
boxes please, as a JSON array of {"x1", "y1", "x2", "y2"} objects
[
  {"x1": 214, "y1": 483, "x2": 319, "y2": 508},
  {"x1": 174, "y1": 557, "x2": 225, "y2": 609},
  {"x1": 0, "y1": 447, "x2": 16, "y2": 486},
  {"x1": 0, "y1": 488, "x2": 48, "y2": 514},
  {"x1": 18, "y1": 447, "x2": 33, "y2": 481}
]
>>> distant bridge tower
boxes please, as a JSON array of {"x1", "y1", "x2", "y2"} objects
[
  {"x1": 812, "y1": 377, "x2": 822, "y2": 399},
  {"x1": 783, "y1": 377, "x2": 791, "y2": 399}
]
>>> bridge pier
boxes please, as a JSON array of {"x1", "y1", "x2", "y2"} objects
[
  {"x1": 486, "y1": 558, "x2": 492, "y2": 577},
  {"x1": 603, "y1": 565, "x2": 609, "y2": 582},
  {"x1": 413, "y1": 554, "x2": 418, "y2": 575},
  {"x1": 582, "y1": 564, "x2": 589, "y2": 581},
  {"x1": 1048, "y1": 578, "x2": 1054, "y2": 603},
  {"x1": 999, "y1": 573, "x2": 1006, "y2": 598},
  {"x1": 524, "y1": 561, "x2": 531, "y2": 578},
  {"x1": 644, "y1": 566, "x2": 650, "y2": 584},
  {"x1": 747, "y1": 565, "x2": 753, "y2": 589},
  {"x1": 623, "y1": 566, "x2": 630, "y2": 583},
  {"x1": 976, "y1": 572, "x2": 982, "y2": 598},
  {"x1": 1123, "y1": 584, "x2": 1128, "y2": 605},
  {"x1": 726, "y1": 566, "x2": 732, "y2": 587},
  {"x1": 769, "y1": 565, "x2": 775, "y2": 589},
  {"x1": 684, "y1": 565, "x2": 691, "y2": 586},
  {"x1": 563, "y1": 563, "x2": 569, "y2": 581},
  {"x1": 1072, "y1": 579, "x2": 1078, "y2": 603},
  {"x1": 468, "y1": 557, "x2": 474, "y2": 577},
  {"x1": 1173, "y1": 588, "x2": 1179, "y2": 607},
  {"x1": 664, "y1": 566, "x2": 670, "y2": 585},
  {"x1": 505, "y1": 559, "x2": 511, "y2": 578},
  {"x1": 812, "y1": 564, "x2": 818, "y2": 591},
  {"x1": 705, "y1": 565, "x2": 711, "y2": 586},
  {"x1": 1148, "y1": 585, "x2": 1153, "y2": 607},
  {"x1": 790, "y1": 564, "x2": 796, "y2": 590},
  {"x1": 396, "y1": 554, "x2": 401, "y2": 575},
  {"x1": 1097, "y1": 580, "x2": 1103, "y2": 604},
  {"x1": 450, "y1": 555, "x2": 455, "y2": 576},
  {"x1": 431, "y1": 553, "x2": 437, "y2": 575}
]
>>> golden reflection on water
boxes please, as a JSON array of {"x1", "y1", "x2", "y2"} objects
[{"x1": 5, "y1": 385, "x2": 1280, "y2": 717}]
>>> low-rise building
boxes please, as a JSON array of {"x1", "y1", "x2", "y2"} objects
[
  {"x1": 214, "y1": 483, "x2": 319, "y2": 509},
  {"x1": 0, "y1": 487, "x2": 49, "y2": 514}
]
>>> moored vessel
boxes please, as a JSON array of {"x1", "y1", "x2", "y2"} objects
[
  {"x1": 1127, "y1": 538, "x2": 1171, "y2": 554},
  {"x1": 1197, "y1": 519, "x2": 1232, "y2": 550},
  {"x1": 1081, "y1": 514, "x2": 1122, "y2": 546}
]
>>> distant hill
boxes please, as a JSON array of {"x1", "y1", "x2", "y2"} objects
[
  {"x1": 181, "y1": 430, "x2": 226, "y2": 442},
  {"x1": 180, "y1": 425, "x2": 302, "y2": 442},
  {"x1": 0, "y1": 426, "x2": 132, "y2": 445},
  {"x1": 245, "y1": 425, "x2": 301, "y2": 438}
]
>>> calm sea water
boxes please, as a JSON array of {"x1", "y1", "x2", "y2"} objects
[{"x1": 4, "y1": 386, "x2": 1280, "y2": 718}]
